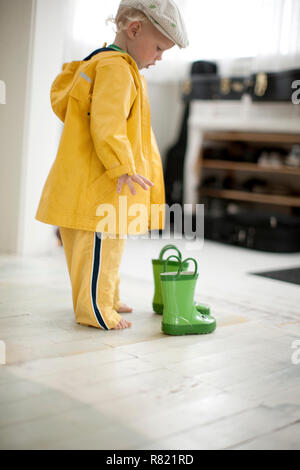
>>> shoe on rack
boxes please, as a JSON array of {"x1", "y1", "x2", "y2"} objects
[
  {"x1": 257, "y1": 151, "x2": 270, "y2": 167},
  {"x1": 285, "y1": 145, "x2": 300, "y2": 167},
  {"x1": 268, "y1": 151, "x2": 283, "y2": 167}
]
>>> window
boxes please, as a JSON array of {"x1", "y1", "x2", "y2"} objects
[{"x1": 67, "y1": 0, "x2": 300, "y2": 71}]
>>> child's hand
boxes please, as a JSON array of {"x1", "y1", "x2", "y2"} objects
[{"x1": 117, "y1": 174, "x2": 154, "y2": 196}]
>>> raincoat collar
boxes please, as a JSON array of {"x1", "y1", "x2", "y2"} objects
[
  {"x1": 84, "y1": 46, "x2": 115, "y2": 61},
  {"x1": 107, "y1": 43, "x2": 127, "y2": 53},
  {"x1": 84, "y1": 42, "x2": 129, "y2": 61}
]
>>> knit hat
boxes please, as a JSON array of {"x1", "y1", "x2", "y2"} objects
[{"x1": 118, "y1": 0, "x2": 189, "y2": 49}]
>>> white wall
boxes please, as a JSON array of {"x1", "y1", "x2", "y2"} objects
[
  {"x1": 18, "y1": 0, "x2": 68, "y2": 255},
  {"x1": 0, "y1": 0, "x2": 35, "y2": 254},
  {"x1": 144, "y1": 60, "x2": 191, "y2": 167},
  {"x1": 147, "y1": 81, "x2": 186, "y2": 169},
  {"x1": 0, "y1": 0, "x2": 68, "y2": 255}
]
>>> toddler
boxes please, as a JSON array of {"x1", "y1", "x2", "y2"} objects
[{"x1": 35, "y1": 0, "x2": 188, "y2": 330}]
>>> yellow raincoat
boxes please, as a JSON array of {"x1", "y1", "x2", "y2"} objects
[{"x1": 35, "y1": 45, "x2": 166, "y2": 235}]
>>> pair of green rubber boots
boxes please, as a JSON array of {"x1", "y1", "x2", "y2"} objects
[{"x1": 152, "y1": 244, "x2": 216, "y2": 336}]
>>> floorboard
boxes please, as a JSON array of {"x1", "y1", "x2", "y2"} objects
[{"x1": 0, "y1": 238, "x2": 299, "y2": 450}]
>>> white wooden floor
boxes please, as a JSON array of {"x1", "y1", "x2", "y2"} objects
[{"x1": 0, "y1": 236, "x2": 300, "y2": 450}]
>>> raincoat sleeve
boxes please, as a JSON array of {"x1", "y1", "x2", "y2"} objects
[{"x1": 90, "y1": 63, "x2": 138, "y2": 180}]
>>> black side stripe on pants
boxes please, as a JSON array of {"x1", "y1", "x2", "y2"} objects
[{"x1": 91, "y1": 233, "x2": 109, "y2": 330}]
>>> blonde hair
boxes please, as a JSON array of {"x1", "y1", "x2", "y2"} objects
[{"x1": 106, "y1": 6, "x2": 150, "y2": 34}]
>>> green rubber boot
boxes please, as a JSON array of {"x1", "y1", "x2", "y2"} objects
[
  {"x1": 152, "y1": 245, "x2": 185, "y2": 314},
  {"x1": 152, "y1": 245, "x2": 211, "y2": 316},
  {"x1": 161, "y1": 257, "x2": 217, "y2": 336},
  {"x1": 163, "y1": 255, "x2": 213, "y2": 317}
]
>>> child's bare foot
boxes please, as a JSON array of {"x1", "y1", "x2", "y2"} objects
[
  {"x1": 117, "y1": 303, "x2": 133, "y2": 313},
  {"x1": 113, "y1": 318, "x2": 132, "y2": 330}
]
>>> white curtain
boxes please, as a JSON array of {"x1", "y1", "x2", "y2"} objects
[
  {"x1": 63, "y1": 0, "x2": 121, "y2": 62},
  {"x1": 63, "y1": 0, "x2": 300, "y2": 80},
  {"x1": 252, "y1": 0, "x2": 300, "y2": 72}
]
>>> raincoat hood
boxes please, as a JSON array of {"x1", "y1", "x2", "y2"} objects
[
  {"x1": 51, "y1": 61, "x2": 82, "y2": 123},
  {"x1": 51, "y1": 48, "x2": 141, "y2": 123}
]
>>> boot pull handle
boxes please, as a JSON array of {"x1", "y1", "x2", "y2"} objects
[
  {"x1": 176, "y1": 257, "x2": 198, "y2": 279},
  {"x1": 159, "y1": 244, "x2": 182, "y2": 262},
  {"x1": 163, "y1": 255, "x2": 181, "y2": 273}
]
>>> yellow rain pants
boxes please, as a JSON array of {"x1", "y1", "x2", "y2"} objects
[{"x1": 59, "y1": 227, "x2": 126, "y2": 330}]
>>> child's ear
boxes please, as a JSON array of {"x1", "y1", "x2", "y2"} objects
[{"x1": 128, "y1": 20, "x2": 142, "y2": 39}]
